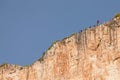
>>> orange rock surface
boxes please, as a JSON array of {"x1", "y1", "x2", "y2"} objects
[{"x1": 1, "y1": 17, "x2": 120, "y2": 80}]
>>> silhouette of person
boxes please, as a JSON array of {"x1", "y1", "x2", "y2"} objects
[{"x1": 97, "y1": 20, "x2": 100, "y2": 25}]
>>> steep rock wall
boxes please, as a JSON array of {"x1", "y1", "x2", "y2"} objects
[{"x1": 1, "y1": 17, "x2": 120, "y2": 80}]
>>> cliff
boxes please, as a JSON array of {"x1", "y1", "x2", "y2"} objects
[{"x1": 1, "y1": 17, "x2": 120, "y2": 80}]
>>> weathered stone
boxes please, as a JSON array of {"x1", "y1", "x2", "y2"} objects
[{"x1": 1, "y1": 17, "x2": 120, "y2": 80}]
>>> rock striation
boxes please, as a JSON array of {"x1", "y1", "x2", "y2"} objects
[{"x1": 1, "y1": 17, "x2": 120, "y2": 80}]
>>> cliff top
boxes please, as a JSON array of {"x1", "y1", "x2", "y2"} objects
[{"x1": 1, "y1": 14, "x2": 120, "y2": 68}]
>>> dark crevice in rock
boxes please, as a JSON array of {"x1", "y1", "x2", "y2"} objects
[
  {"x1": 93, "y1": 39, "x2": 101, "y2": 51},
  {"x1": 113, "y1": 57, "x2": 120, "y2": 62}
]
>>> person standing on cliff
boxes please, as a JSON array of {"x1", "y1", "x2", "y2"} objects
[{"x1": 97, "y1": 20, "x2": 100, "y2": 26}]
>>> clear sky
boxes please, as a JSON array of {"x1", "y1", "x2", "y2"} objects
[{"x1": 0, "y1": 0, "x2": 120, "y2": 66}]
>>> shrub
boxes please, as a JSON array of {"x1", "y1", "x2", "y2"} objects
[
  {"x1": 0, "y1": 63, "x2": 8, "y2": 67},
  {"x1": 114, "y1": 13, "x2": 120, "y2": 18},
  {"x1": 38, "y1": 52, "x2": 45, "y2": 62}
]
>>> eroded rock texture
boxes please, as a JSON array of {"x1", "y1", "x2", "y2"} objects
[{"x1": 1, "y1": 17, "x2": 120, "y2": 80}]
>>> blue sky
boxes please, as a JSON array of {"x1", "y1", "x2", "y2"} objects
[{"x1": 0, "y1": 0, "x2": 120, "y2": 66}]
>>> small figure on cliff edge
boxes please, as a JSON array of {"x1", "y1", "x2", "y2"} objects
[{"x1": 96, "y1": 20, "x2": 100, "y2": 26}]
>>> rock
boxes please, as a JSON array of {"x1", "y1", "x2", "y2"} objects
[{"x1": 1, "y1": 17, "x2": 120, "y2": 80}]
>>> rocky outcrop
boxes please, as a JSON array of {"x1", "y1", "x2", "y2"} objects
[{"x1": 1, "y1": 17, "x2": 120, "y2": 80}]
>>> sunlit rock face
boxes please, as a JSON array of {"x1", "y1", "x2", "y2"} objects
[{"x1": 1, "y1": 17, "x2": 120, "y2": 80}]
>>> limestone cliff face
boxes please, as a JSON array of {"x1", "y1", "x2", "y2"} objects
[{"x1": 1, "y1": 17, "x2": 120, "y2": 80}]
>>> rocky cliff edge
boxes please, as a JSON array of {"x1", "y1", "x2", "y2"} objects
[{"x1": 1, "y1": 17, "x2": 120, "y2": 80}]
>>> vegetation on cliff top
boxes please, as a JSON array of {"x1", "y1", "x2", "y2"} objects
[
  {"x1": 38, "y1": 40, "x2": 59, "y2": 62},
  {"x1": 114, "y1": 13, "x2": 120, "y2": 18},
  {"x1": 0, "y1": 63, "x2": 8, "y2": 67},
  {"x1": 38, "y1": 33, "x2": 76, "y2": 62}
]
